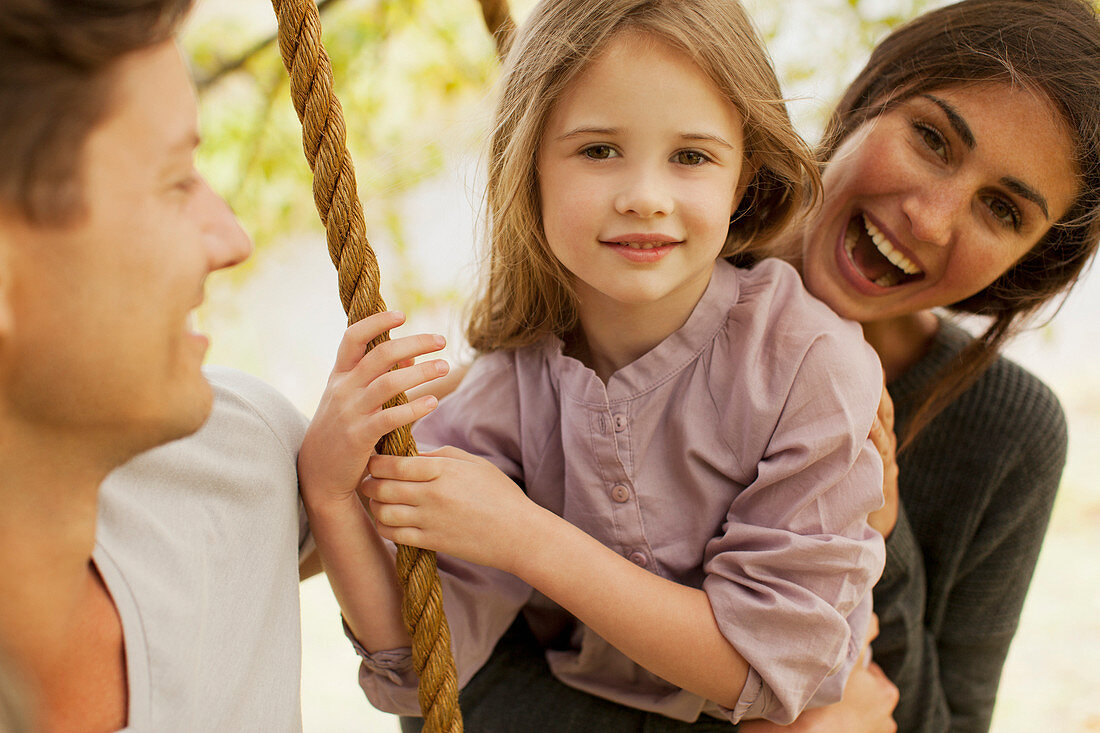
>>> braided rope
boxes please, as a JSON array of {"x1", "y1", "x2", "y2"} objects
[
  {"x1": 269, "y1": 1, "x2": 460, "y2": 730},
  {"x1": 475, "y1": 0, "x2": 515, "y2": 58}
]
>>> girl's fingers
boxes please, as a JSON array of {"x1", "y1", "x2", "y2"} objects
[
  {"x1": 362, "y1": 360, "x2": 450, "y2": 408},
  {"x1": 367, "y1": 497, "x2": 419, "y2": 529},
  {"x1": 371, "y1": 520, "x2": 429, "y2": 550},
  {"x1": 362, "y1": 396, "x2": 439, "y2": 444},
  {"x1": 351, "y1": 333, "x2": 447, "y2": 386},
  {"x1": 367, "y1": 454, "x2": 443, "y2": 482},
  {"x1": 333, "y1": 311, "x2": 406, "y2": 372}
]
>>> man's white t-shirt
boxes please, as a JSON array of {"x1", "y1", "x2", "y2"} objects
[{"x1": 96, "y1": 367, "x2": 310, "y2": 732}]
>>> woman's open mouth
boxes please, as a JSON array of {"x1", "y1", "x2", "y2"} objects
[{"x1": 843, "y1": 214, "x2": 925, "y2": 288}]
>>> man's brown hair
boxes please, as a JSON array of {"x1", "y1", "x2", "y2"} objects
[{"x1": 0, "y1": 0, "x2": 194, "y2": 224}]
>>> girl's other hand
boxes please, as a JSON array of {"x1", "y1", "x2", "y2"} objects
[
  {"x1": 868, "y1": 383, "x2": 899, "y2": 538},
  {"x1": 362, "y1": 446, "x2": 541, "y2": 572},
  {"x1": 739, "y1": 613, "x2": 899, "y2": 732},
  {"x1": 298, "y1": 311, "x2": 448, "y2": 510}
]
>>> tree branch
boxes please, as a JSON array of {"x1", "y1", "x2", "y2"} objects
[{"x1": 195, "y1": 0, "x2": 346, "y2": 92}]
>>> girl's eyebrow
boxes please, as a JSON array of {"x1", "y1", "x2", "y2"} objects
[
  {"x1": 555, "y1": 127, "x2": 735, "y2": 149},
  {"x1": 555, "y1": 126, "x2": 618, "y2": 142},
  {"x1": 681, "y1": 132, "x2": 736, "y2": 149},
  {"x1": 921, "y1": 94, "x2": 1050, "y2": 220}
]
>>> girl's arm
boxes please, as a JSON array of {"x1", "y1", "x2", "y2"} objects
[
  {"x1": 297, "y1": 312, "x2": 448, "y2": 653},
  {"x1": 364, "y1": 447, "x2": 751, "y2": 708}
]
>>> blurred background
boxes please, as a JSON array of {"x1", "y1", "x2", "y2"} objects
[{"x1": 181, "y1": 0, "x2": 1100, "y2": 729}]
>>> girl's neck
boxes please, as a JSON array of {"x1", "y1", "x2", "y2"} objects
[
  {"x1": 569, "y1": 280, "x2": 707, "y2": 383},
  {"x1": 860, "y1": 311, "x2": 940, "y2": 382}
]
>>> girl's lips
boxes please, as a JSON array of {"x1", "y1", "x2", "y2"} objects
[{"x1": 604, "y1": 241, "x2": 676, "y2": 263}]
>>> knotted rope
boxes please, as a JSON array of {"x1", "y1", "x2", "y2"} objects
[
  {"x1": 269, "y1": 0, "x2": 460, "y2": 729},
  {"x1": 476, "y1": 0, "x2": 516, "y2": 58}
]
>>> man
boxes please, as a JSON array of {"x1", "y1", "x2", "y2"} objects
[{"x1": 0, "y1": 2, "x2": 314, "y2": 730}]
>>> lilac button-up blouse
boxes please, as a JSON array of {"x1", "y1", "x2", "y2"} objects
[{"x1": 354, "y1": 258, "x2": 886, "y2": 724}]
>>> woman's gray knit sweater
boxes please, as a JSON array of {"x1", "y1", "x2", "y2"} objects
[{"x1": 873, "y1": 321, "x2": 1067, "y2": 733}]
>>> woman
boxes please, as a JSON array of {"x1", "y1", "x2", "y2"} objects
[
  {"x1": 403, "y1": 0, "x2": 1100, "y2": 730},
  {"x1": 771, "y1": 0, "x2": 1100, "y2": 730}
]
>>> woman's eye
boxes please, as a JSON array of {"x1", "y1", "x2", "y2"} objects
[
  {"x1": 674, "y1": 150, "x2": 709, "y2": 166},
  {"x1": 582, "y1": 145, "x2": 617, "y2": 160},
  {"x1": 983, "y1": 195, "x2": 1022, "y2": 230},
  {"x1": 914, "y1": 122, "x2": 948, "y2": 162}
]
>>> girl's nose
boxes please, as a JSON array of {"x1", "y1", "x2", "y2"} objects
[
  {"x1": 613, "y1": 165, "x2": 674, "y2": 218},
  {"x1": 199, "y1": 177, "x2": 253, "y2": 271}
]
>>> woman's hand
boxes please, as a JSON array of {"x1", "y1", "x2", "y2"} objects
[
  {"x1": 298, "y1": 311, "x2": 449, "y2": 510},
  {"x1": 868, "y1": 383, "x2": 900, "y2": 538},
  {"x1": 362, "y1": 446, "x2": 542, "y2": 572},
  {"x1": 739, "y1": 614, "x2": 899, "y2": 733}
]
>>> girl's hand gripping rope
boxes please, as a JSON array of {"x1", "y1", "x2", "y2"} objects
[{"x1": 299, "y1": 311, "x2": 449, "y2": 511}]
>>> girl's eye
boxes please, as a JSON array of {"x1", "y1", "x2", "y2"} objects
[
  {"x1": 582, "y1": 145, "x2": 617, "y2": 160},
  {"x1": 913, "y1": 122, "x2": 948, "y2": 162},
  {"x1": 674, "y1": 150, "x2": 710, "y2": 166},
  {"x1": 982, "y1": 194, "x2": 1022, "y2": 230}
]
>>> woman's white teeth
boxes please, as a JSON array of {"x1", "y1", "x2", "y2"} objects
[
  {"x1": 617, "y1": 242, "x2": 663, "y2": 250},
  {"x1": 874, "y1": 271, "x2": 902, "y2": 287},
  {"x1": 862, "y1": 216, "x2": 922, "y2": 275}
]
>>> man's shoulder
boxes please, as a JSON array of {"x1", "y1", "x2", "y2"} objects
[{"x1": 202, "y1": 366, "x2": 308, "y2": 458}]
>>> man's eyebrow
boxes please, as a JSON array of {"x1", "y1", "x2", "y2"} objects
[
  {"x1": 1002, "y1": 176, "x2": 1050, "y2": 220},
  {"x1": 921, "y1": 94, "x2": 975, "y2": 150}
]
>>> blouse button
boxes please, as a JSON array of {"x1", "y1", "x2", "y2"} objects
[
  {"x1": 613, "y1": 414, "x2": 627, "y2": 432},
  {"x1": 611, "y1": 484, "x2": 631, "y2": 503},
  {"x1": 628, "y1": 552, "x2": 648, "y2": 567}
]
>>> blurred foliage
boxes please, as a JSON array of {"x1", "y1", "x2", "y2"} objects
[
  {"x1": 183, "y1": 0, "x2": 500, "y2": 309},
  {"x1": 182, "y1": 0, "x2": 944, "y2": 311}
]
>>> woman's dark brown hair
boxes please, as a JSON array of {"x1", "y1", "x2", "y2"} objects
[
  {"x1": 0, "y1": 0, "x2": 194, "y2": 225},
  {"x1": 819, "y1": 0, "x2": 1100, "y2": 449}
]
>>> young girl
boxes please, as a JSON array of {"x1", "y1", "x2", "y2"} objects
[{"x1": 298, "y1": 0, "x2": 885, "y2": 726}]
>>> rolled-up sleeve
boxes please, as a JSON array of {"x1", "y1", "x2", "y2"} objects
[
  {"x1": 351, "y1": 355, "x2": 536, "y2": 714},
  {"x1": 703, "y1": 332, "x2": 886, "y2": 723}
]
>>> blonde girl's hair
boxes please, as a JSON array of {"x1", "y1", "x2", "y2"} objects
[{"x1": 466, "y1": 0, "x2": 820, "y2": 353}]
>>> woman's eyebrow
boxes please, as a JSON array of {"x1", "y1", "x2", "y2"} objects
[
  {"x1": 921, "y1": 94, "x2": 975, "y2": 149},
  {"x1": 1002, "y1": 176, "x2": 1050, "y2": 220},
  {"x1": 920, "y1": 94, "x2": 1049, "y2": 218}
]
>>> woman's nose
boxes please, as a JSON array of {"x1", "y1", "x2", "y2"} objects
[{"x1": 900, "y1": 183, "x2": 964, "y2": 247}]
